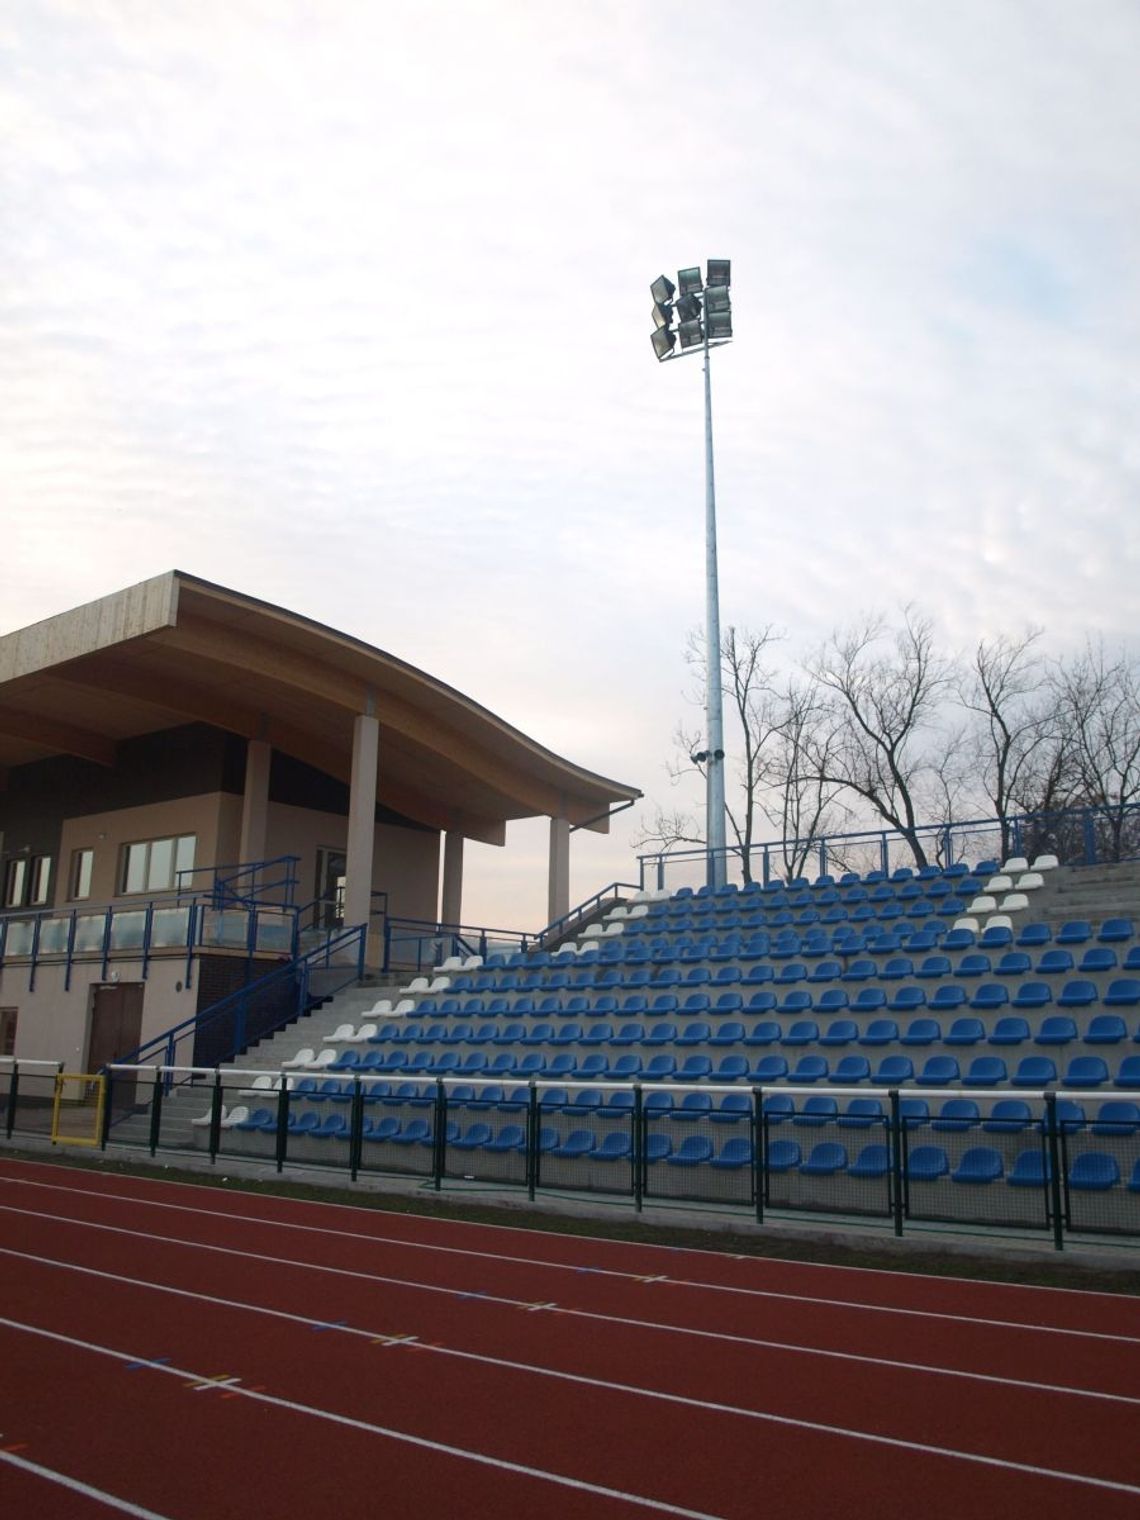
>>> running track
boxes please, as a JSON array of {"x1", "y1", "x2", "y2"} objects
[{"x1": 0, "y1": 1156, "x2": 1138, "y2": 1519}]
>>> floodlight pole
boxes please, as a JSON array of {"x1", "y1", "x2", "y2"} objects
[{"x1": 702, "y1": 327, "x2": 727, "y2": 890}]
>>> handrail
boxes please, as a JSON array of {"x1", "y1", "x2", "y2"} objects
[
  {"x1": 112, "y1": 923, "x2": 367, "y2": 1076},
  {"x1": 638, "y1": 799, "x2": 1140, "y2": 889},
  {"x1": 542, "y1": 882, "x2": 642, "y2": 945}
]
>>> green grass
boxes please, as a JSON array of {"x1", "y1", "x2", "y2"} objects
[{"x1": 6, "y1": 1143, "x2": 1138, "y2": 1295}]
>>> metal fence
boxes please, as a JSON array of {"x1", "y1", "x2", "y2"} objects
[{"x1": 4, "y1": 1063, "x2": 1135, "y2": 1249}]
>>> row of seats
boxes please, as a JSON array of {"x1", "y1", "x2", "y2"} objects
[
  {"x1": 340, "y1": 1013, "x2": 1140, "y2": 1048},
  {"x1": 268, "y1": 1078, "x2": 1140, "y2": 1134},
  {"x1": 230, "y1": 1108, "x2": 1136, "y2": 1193},
  {"x1": 315, "y1": 1044, "x2": 1140, "y2": 1087}
]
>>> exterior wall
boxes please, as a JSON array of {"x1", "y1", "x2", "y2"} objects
[
  {"x1": 56, "y1": 793, "x2": 233, "y2": 909},
  {"x1": 265, "y1": 800, "x2": 440, "y2": 923},
  {"x1": 0, "y1": 956, "x2": 197, "y2": 1067}
]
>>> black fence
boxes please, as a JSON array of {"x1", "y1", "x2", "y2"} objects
[{"x1": 0, "y1": 1067, "x2": 1121, "y2": 1249}]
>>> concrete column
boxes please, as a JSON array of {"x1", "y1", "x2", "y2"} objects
[
  {"x1": 440, "y1": 830, "x2": 465, "y2": 928},
  {"x1": 239, "y1": 739, "x2": 272, "y2": 867},
  {"x1": 547, "y1": 815, "x2": 570, "y2": 926},
  {"x1": 343, "y1": 711, "x2": 379, "y2": 930}
]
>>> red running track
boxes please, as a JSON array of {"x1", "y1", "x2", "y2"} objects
[{"x1": 0, "y1": 1155, "x2": 1138, "y2": 1519}]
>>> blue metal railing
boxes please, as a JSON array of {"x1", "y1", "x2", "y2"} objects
[
  {"x1": 638, "y1": 801, "x2": 1140, "y2": 894},
  {"x1": 177, "y1": 855, "x2": 301, "y2": 909},
  {"x1": 111, "y1": 923, "x2": 368, "y2": 1090},
  {"x1": 542, "y1": 882, "x2": 642, "y2": 947},
  {"x1": 383, "y1": 916, "x2": 536, "y2": 974}
]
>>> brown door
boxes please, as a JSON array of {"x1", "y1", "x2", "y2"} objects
[
  {"x1": 88, "y1": 984, "x2": 145, "y2": 1105},
  {"x1": 0, "y1": 1008, "x2": 16, "y2": 1057}
]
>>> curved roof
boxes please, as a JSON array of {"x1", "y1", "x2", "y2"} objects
[{"x1": 0, "y1": 572, "x2": 640, "y2": 845}]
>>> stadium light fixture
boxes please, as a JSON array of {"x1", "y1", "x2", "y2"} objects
[{"x1": 647, "y1": 257, "x2": 734, "y2": 889}]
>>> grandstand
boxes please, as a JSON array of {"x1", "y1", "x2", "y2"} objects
[{"x1": 6, "y1": 848, "x2": 1135, "y2": 1249}]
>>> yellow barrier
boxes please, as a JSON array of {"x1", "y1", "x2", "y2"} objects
[{"x1": 51, "y1": 1072, "x2": 106, "y2": 1148}]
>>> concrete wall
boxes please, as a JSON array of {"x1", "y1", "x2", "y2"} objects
[{"x1": 56, "y1": 793, "x2": 233, "y2": 908}]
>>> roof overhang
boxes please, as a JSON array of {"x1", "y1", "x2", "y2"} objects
[{"x1": 0, "y1": 572, "x2": 641, "y2": 846}]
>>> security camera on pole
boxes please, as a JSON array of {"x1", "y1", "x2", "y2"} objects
[{"x1": 650, "y1": 260, "x2": 733, "y2": 890}]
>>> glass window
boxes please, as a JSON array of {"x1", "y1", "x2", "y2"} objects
[
  {"x1": 29, "y1": 855, "x2": 52, "y2": 905},
  {"x1": 70, "y1": 848, "x2": 94, "y2": 901},
  {"x1": 174, "y1": 834, "x2": 196, "y2": 886},
  {"x1": 4, "y1": 858, "x2": 26, "y2": 907},
  {"x1": 120, "y1": 835, "x2": 197, "y2": 895}
]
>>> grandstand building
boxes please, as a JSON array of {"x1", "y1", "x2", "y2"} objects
[{"x1": 0, "y1": 572, "x2": 639, "y2": 1070}]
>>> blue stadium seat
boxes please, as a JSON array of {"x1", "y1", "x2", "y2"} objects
[
  {"x1": 881, "y1": 957, "x2": 913, "y2": 981},
  {"x1": 782, "y1": 1019, "x2": 820, "y2": 1046},
  {"x1": 842, "y1": 958, "x2": 879, "y2": 982},
  {"x1": 951, "y1": 1148, "x2": 1003, "y2": 1184},
  {"x1": 858, "y1": 1018, "x2": 899, "y2": 1046},
  {"x1": 849, "y1": 1143, "x2": 890, "y2": 1179},
  {"x1": 710, "y1": 1137, "x2": 753, "y2": 1169},
  {"x1": 915, "y1": 954, "x2": 952, "y2": 979},
  {"x1": 644, "y1": 1054, "x2": 677, "y2": 1080},
  {"x1": 1084, "y1": 1014, "x2": 1128, "y2": 1044},
  {"x1": 789, "y1": 1055, "x2": 829, "y2": 1083},
  {"x1": 839, "y1": 1097, "x2": 885, "y2": 1126},
  {"x1": 1104, "y1": 978, "x2": 1140, "y2": 1007},
  {"x1": 766, "y1": 1139, "x2": 801, "y2": 1172},
  {"x1": 932, "y1": 1099, "x2": 980, "y2": 1132},
  {"x1": 1011, "y1": 982, "x2": 1052, "y2": 1010},
  {"x1": 676, "y1": 1021, "x2": 712, "y2": 1047},
  {"x1": 743, "y1": 1020, "x2": 781, "y2": 1047},
  {"x1": 993, "y1": 952, "x2": 1032, "y2": 978},
  {"x1": 1078, "y1": 947, "x2": 1118, "y2": 975},
  {"x1": 1011, "y1": 1056, "x2": 1057, "y2": 1087},
  {"x1": 964, "y1": 1056, "x2": 1008, "y2": 1087},
  {"x1": 1037, "y1": 949, "x2": 1075, "y2": 976},
  {"x1": 901, "y1": 1018, "x2": 941, "y2": 1046},
  {"x1": 1068, "y1": 1153, "x2": 1120, "y2": 1190},
  {"x1": 750, "y1": 1055, "x2": 789, "y2": 1082},
  {"x1": 808, "y1": 959, "x2": 844, "y2": 984},
  {"x1": 642, "y1": 1021, "x2": 677, "y2": 1048},
  {"x1": 593, "y1": 1133, "x2": 632, "y2": 1162},
  {"x1": 819, "y1": 1018, "x2": 858, "y2": 1046},
  {"x1": 709, "y1": 1020, "x2": 746, "y2": 1046},
  {"x1": 989, "y1": 1017, "x2": 1031, "y2": 1046},
  {"x1": 828, "y1": 1055, "x2": 871, "y2": 1084},
  {"x1": 983, "y1": 1099, "x2": 1032, "y2": 1132},
  {"x1": 874, "y1": 1055, "x2": 914, "y2": 1083},
  {"x1": 1056, "y1": 921, "x2": 1092, "y2": 946},
  {"x1": 1098, "y1": 918, "x2": 1134, "y2": 943},
  {"x1": 970, "y1": 983, "x2": 1009, "y2": 1012},
  {"x1": 899, "y1": 1097, "x2": 929, "y2": 1128},
  {"x1": 793, "y1": 1095, "x2": 838, "y2": 1126},
  {"x1": 929, "y1": 985, "x2": 967, "y2": 1013},
  {"x1": 955, "y1": 953, "x2": 991, "y2": 979},
  {"x1": 1090, "y1": 1101, "x2": 1140, "y2": 1136},
  {"x1": 1114, "y1": 1056, "x2": 1140, "y2": 1089},
  {"x1": 945, "y1": 1017, "x2": 985, "y2": 1045},
  {"x1": 667, "y1": 1135, "x2": 715, "y2": 1167},
  {"x1": 916, "y1": 1055, "x2": 959, "y2": 1086},
  {"x1": 1016, "y1": 922, "x2": 1051, "y2": 948},
  {"x1": 1057, "y1": 981, "x2": 1098, "y2": 1009},
  {"x1": 762, "y1": 1092, "x2": 795, "y2": 1123},
  {"x1": 906, "y1": 1145, "x2": 949, "y2": 1181},
  {"x1": 672, "y1": 1055, "x2": 713, "y2": 1082},
  {"x1": 851, "y1": 988, "x2": 887, "y2": 1014},
  {"x1": 1036, "y1": 1015, "x2": 1079, "y2": 1045},
  {"x1": 712, "y1": 1092, "x2": 752, "y2": 1122},
  {"x1": 890, "y1": 986, "x2": 927, "y2": 1014},
  {"x1": 452, "y1": 1122, "x2": 494, "y2": 1151},
  {"x1": 801, "y1": 1142, "x2": 849, "y2": 1176},
  {"x1": 1008, "y1": 1150, "x2": 1050, "y2": 1188}
]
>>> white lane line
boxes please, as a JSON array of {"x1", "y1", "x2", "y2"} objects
[
  {"x1": 3, "y1": 1155, "x2": 1128, "y2": 1303},
  {"x1": 0, "y1": 1447, "x2": 176, "y2": 1519},
  {"x1": 2, "y1": 1310, "x2": 1138, "y2": 1501},
  {"x1": 2, "y1": 1177, "x2": 1135, "y2": 1346},
  {"x1": 2, "y1": 1231, "x2": 1138, "y2": 1412},
  {"x1": 0, "y1": 1314, "x2": 722, "y2": 1520}
]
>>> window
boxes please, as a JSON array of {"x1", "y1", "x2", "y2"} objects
[
  {"x1": 70, "y1": 848, "x2": 95, "y2": 901},
  {"x1": 4, "y1": 855, "x2": 51, "y2": 908},
  {"x1": 120, "y1": 835, "x2": 196, "y2": 895}
]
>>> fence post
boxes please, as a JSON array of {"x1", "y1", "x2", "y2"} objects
[
  {"x1": 1082, "y1": 809, "x2": 1097, "y2": 866},
  {"x1": 208, "y1": 1070, "x2": 223, "y2": 1162},
  {"x1": 350, "y1": 1077, "x2": 364, "y2": 1182},
  {"x1": 100, "y1": 1069, "x2": 114, "y2": 1149},
  {"x1": 433, "y1": 1079, "x2": 446, "y2": 1191},
  {"x1": 1044, "y1": 1093, "x2": 1065, "y2": 1252},
  {"x1": 6, "y1": 1063, "x2": 18, "y2": 1139},
  {"x1": 889, "y1": 1089, "x2": 904, "y2": 1238},
  {"x1": 818, "y1": 841, "x2": 827, "y2": 879},
  {"x1": 752, "y1": 1086, "x2": 763, "y2": 1224},
  {"x1": 879, "y1": 833, "x2": 890, "y2": 876},
  {"x1": 632, "y1": 1084, "x2": 644, "y2": 1213},
  {"x1": 526, "y1": 1083, "x2": 539, "y2": 1201},
  {"x1": 148, "y1": 1068, "x2": 164, "y2": 1156},
  {"x1": 274, "y1": 1078, "x2": 290, "y2": 1173}
]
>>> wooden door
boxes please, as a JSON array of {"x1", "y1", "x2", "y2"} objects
[{"x1": 88, "y1": 984, "x2": 145, "y2": 1104}]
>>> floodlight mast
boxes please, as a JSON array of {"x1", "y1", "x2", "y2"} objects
[{"x1": 650, "y1": 260, "x2": 732, "y2": 890}]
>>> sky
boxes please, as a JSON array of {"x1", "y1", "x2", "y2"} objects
[{"x1": 3, "y1": 1, "x2": 1139, "y2": 929}]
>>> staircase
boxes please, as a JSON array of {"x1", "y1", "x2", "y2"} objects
[{"x1": 1019, "y1": 864, "x2": 1140, "y2": 929}]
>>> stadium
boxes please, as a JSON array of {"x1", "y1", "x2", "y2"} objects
[{"x1": 4, "y1": 6, "x2": 1139, "y2": 1515}]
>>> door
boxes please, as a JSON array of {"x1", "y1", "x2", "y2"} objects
[
  {"x1": 0, "y1": 1008, "x2": 16, "y2": 1057},
  {"x1": 315, "y1": 847, "x2": 347, "y2": 929},
  {"x1": 88, "y1": 984, "x2": 145, "y2": 1107}
]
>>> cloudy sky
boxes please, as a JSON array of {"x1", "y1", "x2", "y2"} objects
[{"x1": 3, "y1": 1, "x2": 1138, "y2": 927}]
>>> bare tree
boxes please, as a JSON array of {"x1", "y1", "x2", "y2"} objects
[
  {"x1": 959, "y1": 629, "x2": 1061, "y2": 858},
  {"x1": 1052, "y1": 641, "x2": 1140, "y2": 861},
  {"x1": 807, "y1": 607, "x2": 954, "y2": 868},
  {"x1": 762, "y1": 676, "x2": 851, "y2": 880}
]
